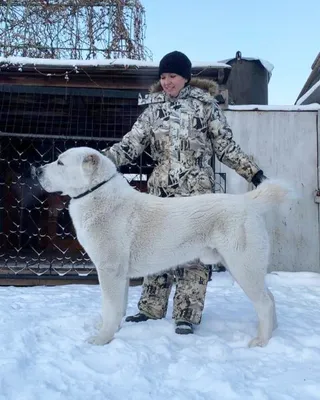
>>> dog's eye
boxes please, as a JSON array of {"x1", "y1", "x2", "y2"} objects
[{"x1": 57, "y1": 160, "x2": 64, "y2": 166}]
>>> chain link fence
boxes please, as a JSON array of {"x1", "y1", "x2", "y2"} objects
[{"x1": 0, "y1": 85, "x2": 226, "y2": 284}]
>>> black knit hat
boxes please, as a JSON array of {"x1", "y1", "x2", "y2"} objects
[{"x1": 158, "y1": 51, "x2": 192, "y2": 81}]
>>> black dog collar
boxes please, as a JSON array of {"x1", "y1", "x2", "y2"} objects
[{"x1": 72, "y1": 173, "x2": 117, "y2": 200}]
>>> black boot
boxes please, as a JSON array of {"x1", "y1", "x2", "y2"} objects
[
  {"x1": 175, "y1": 321, "x2": 194, "y2": 335},
  {"x1": 125, "y1": 312, "x2": 153, "y2": 323}
]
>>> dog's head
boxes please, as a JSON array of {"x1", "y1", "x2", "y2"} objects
[{"x1": 33, "y1": 147, "x2": 116, "y2": 197}]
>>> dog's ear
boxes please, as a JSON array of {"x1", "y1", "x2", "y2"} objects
[{"x1": 82, "y1": 153, "x2": 100, "y2": 172}]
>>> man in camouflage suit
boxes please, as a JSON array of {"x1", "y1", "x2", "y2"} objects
[{"x1": 102, "y1": 51, "x2": 266, "y2": 334}]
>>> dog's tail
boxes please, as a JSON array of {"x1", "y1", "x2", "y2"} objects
[{"x1": 244, "y1": 179, "x2": 295, "y2": 214}]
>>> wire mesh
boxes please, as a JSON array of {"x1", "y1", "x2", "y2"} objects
[
  {"x1": 0, "y1": 86, "x2": 143, "y2": 139},
  {"x1": 0, "y1": 85, "x2": 226, "y2": 283}
]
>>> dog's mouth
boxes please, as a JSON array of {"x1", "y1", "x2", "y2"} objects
[
  {"x1": 31, "y1": 165, "x2": 45, "y2": 183},
  {"x1": 30, "y1": 165, "x2": 64, "y2": 195}
]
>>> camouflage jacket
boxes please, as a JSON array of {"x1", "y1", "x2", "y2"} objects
[{"x1": 103, "y1": 78, "x2": 260, "y2": 197}]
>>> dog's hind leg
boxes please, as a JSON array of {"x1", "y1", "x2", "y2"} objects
[
  {"x1": 122, "y1": 278, "x2": 129, "y2": 318},
  {"x1": 267, "y1": 287, "x2": 278, "y2": 330},
  {"x1": 222, "y1": 247, "x2": 277, "y2": 348}
]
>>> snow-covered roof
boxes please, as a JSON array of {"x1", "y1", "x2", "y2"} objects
[
  {"x1": 296, "y1": 52, "x2": 320, "y2": 104},
  {"x1": 0, "y1": 56, "x2": 231, "y2": 70},
  {"x1": 296, "y1": 79, "x2": 320, "y2": 105},
  {"x1": 220, "y1": 57, "x2": 274, "y2": 80},
  {"x1": 227, "y1": 104, "x2": 320, "y2": 111}
]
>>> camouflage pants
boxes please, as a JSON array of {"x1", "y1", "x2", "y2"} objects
[{"x1": 138, "y1": 260, "x2": 210, "y2": 324}]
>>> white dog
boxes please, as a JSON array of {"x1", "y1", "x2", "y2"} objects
[{"x1": 35, "y1": 146, "x2": 291, "y2": 347}]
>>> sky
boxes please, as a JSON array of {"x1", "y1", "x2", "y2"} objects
[
  {"x1": 1, "y1": 271, "x2": 320, "y2": 400},
  {"x1": 142, "y1": 0, "x2": 319, "y2": 105}
]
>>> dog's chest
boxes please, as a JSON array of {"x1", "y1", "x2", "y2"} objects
[{"x1": 68, "y1": 205, "x2": 87, "y2": 244}]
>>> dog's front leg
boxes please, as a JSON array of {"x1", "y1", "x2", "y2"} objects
[{"x1": 88, "y1": 265, "x2": 128, "y2": 346}]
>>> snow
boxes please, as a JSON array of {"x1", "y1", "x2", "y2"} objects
[
  {"x1": 0, "y1": 56, "x2": 230, "y2": 70},
  {"x1": 1, "y1": 271, "x2": 320, "y2": 400},
  {"x1": 296, "y1": 79, "x2": 320, "y2": 105},
  {"x1": 220, "y1": 57, "x2": 274, "y2": 78},
  {"x1": 228, "y1": 104, "x2": 320, "y2": 111}
]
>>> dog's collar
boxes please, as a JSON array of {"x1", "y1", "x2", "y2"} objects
[{"x1": 72, "y1": 173, "x2": 117, "y2": 200}]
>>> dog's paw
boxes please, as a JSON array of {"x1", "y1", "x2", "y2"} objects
[
  {"x1": 87, "y1": 332, "x2": 114, "y2": 346},
  {"x1": 248, "y1": 336, "x2": 269, "y2": 348}
]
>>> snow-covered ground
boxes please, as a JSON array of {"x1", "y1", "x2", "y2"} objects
[{"x1": 1, "y1": 271, "x2": 320, "y2": 400}]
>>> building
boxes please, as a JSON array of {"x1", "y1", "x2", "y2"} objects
[{"x1": 296, "y1": 52, "x2": 320, "y2": 105}]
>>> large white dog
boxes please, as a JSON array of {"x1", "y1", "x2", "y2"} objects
[{"x1": 35, "y1": 146, "x2": 291, "y2": 347}]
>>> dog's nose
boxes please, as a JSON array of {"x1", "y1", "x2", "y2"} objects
[{"x1": 31, "y1": 166, "x2": 43, "y2": 179}]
